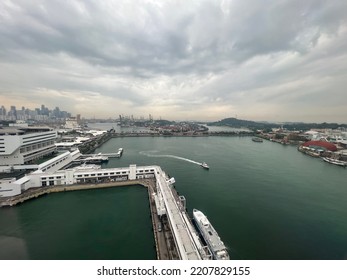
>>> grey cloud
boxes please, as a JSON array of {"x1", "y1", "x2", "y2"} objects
[
  {"x1": 0, "y1": 0, "x2": 347, "y2": 121},
  {"x1": 2, "y1": 0, "x2": 345, "y2": 74}
]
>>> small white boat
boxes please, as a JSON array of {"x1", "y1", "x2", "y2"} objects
[
  {"x1": 322, "y1": 157, "x2": 346, "y2": 167},
  {"x1": 201, "y1": 162, "x2": 209, "y2": 169},
  {"x1": 252, "y1": 137, "x2": 263, "y2": 142},
  {"x1": 82, "y1": 155, "x2": 109, "y2": 163}
]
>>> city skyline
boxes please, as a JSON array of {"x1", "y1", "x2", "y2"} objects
[
  {"x1": 0, "y1": 104, "x2": 71, "y2": 121},
  {"x1": 1, "y1": 1, "x2": 347, "y2": 123}
]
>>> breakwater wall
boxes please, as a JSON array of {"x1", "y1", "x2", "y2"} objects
[
  {"x1": 0, "y1": 179, "x2": 152, "y2": 207},
  {"x1": 0, "y1": 177, "x2": 175, "y2": 259}
]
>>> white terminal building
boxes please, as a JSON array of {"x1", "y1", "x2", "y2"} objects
[
  {"x1": 0, "y1": 158, "x2": 155, "y2": 198},
  {"x1": 0, "y1": 127, "x2": 57, "y2": 167}
]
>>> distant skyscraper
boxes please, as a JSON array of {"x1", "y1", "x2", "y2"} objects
[
  {"x1": 9, "y1": 105, "x2": 17, "y2": 119},
  {"x1": 0, "y1": 106, "x2": 6, "y2": 116}
]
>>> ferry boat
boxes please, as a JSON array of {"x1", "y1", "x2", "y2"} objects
[
  {"x1": 252, "y1": 137, "x2": 263, "y2": 142},
  {"x1": 193, "y1": 209, "x2": 229, "y2": 260},
  {"x1": 82, "y1": 155, "x2": 109, "y2": 164},
  {"x1": 200, "y1": 162, "x2": 209, "y2": 169},
  {"x1": 75, "y1": 163, "x2": 101, "y2": 170},
  {"x1": 322, "y1": 157, "x2": 346, "y2": 167}
]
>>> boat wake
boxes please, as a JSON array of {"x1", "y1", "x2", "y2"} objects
[{"x1": 140, "y1": 151, "x2": 202, "y2": 166}]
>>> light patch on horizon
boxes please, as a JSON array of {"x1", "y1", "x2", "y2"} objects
[{"x1": 0, "y1": 0, "x2": 347, "y2": 123}]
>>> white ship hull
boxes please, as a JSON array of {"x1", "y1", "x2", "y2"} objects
[
  {"x1": 193, "y1": 209, "x2": 229, "y2": 260},
  {"x1": 322, "y1": 157, "x2": 346, "y2": 167}
]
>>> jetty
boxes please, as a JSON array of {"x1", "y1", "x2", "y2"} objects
[
  {"x1": 0, "y1": 164, "x2": 213, "y2": 260},
  {"x1": 82, "y1": 148, "x2": 123, "y2": 158}
]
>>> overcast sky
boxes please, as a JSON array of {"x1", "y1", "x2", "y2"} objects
[{"x1": 1, "y1": 0, "x2": 347, "y2": 122}]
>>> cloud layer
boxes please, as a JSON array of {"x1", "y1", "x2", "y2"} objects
[{"x1": 1, "y1": 0, "x2": 347, "y2": 122}]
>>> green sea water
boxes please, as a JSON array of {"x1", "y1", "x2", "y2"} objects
[{"x1": 1, "y1": 134, "x2": 347, "y2": 260}]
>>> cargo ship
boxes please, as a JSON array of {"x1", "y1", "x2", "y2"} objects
[{"x1": 193, "y1": 209, "x2": 229, "y2": 260}]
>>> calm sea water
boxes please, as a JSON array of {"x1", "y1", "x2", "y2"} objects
[{"x1": 1, "y1": 131, "x2": 347, "y2": 260}]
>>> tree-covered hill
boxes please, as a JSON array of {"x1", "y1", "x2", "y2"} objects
[{"x1": 208, "y1": 118, "x2": 347, "y2": 131}]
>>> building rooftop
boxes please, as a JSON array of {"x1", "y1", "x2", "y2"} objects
[
  {"x1": 302, "y1": 140, "x2": 338, "y2": 152},
  {"x1": 0, "y1": 128, "x2": 26, "y2": 135},
  {"x1": 0, "y1": 126, "x2": 53, "y2": 136}
]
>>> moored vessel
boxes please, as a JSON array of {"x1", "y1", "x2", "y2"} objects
[
  {"x1": 252, "y1": 137, "x2": 263, "y2": 142},
  {"x1": 82, "y1": 155, "x2": 109, "y2": 164},
  {"x1": 322, "y1": 157, "x2": 346, "y2": 167},
  {"x1": 193, "y1": 209, "x2": 229, "y2": 260}
]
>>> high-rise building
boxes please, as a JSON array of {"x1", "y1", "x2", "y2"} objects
[{"x1": 0, "y1": 106, "x2": 6, "y2": 116}]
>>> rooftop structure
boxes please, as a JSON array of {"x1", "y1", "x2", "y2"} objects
[{"x1": 301, "y1": 140, "x2": 338, "y2": 152}]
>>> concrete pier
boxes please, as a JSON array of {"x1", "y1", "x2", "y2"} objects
[
  {"x1": 0, "y1": 179, "x2": 146, "y2": 207},
  {"x1": 0, "y1": 178, "x2": 179, "y2": 260},
  {"x1": 144, "y1": 179, "x2": 177, "y2": 259},
  {"x1": 0, "y1": 164, "x2": 208, "y2": 260}
]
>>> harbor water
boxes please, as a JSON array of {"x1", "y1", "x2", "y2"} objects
[{"x1": 1, "y1": 130, "x2": 347, "y2": 259}]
